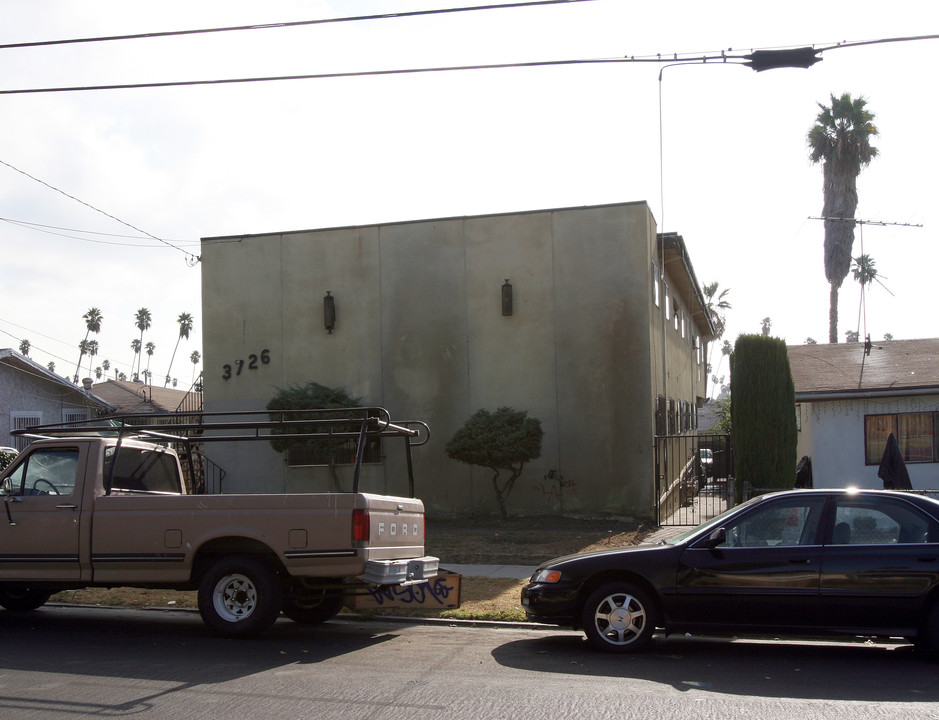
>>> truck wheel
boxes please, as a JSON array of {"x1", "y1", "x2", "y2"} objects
[
  {"x1": 282, "y1": 593, "x2": 345, "y2": 625},
  {"x1": 580, "y1": 581, "x2": 657, "y2": 653},
  {"x1": 0, "y1": 585, "x2": 53, "y2": 612},
  {"x1": 198, "y1": 555, "x2": 284, "y2": 637}
]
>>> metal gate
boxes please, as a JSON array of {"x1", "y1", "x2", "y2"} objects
[{"x1": 655, "y1": 433, "x2": 733, "y2": 526}]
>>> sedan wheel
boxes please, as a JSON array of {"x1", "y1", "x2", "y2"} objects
[{"x1": 581, "y1": 582, "x2": 657, "y2": 653}]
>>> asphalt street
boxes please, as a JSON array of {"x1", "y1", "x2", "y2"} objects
[{"x1": 2, "y1": 604, "x2": 938, "y2": 720}]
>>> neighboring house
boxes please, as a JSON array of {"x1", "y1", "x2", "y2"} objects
[
  {"x1": 90, "y1": 379, "x2": 200, "y2": 415},
  {"x1": 789, "y1": 338, "x2": 939, "y2": 490},
  {"x1": 200, "y1": 202, "x2": 715, "y2": 520},
  {"x1": 0, "y1": 348, "x2": 113, "y2": 449}
]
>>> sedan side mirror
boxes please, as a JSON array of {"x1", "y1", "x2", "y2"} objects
[{"x1": 704, "y1": 527, "x2": 726, "y2": 548}]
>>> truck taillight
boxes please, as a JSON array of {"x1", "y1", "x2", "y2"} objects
[{"x1": 352, "y1": 509, "x2": 370, "y2": 543}]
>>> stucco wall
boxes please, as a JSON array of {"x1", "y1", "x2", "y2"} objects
[
  {"x1": 798, "y1": 395, "x2": 939, "y2": 490},
  {"x1": 201, "y1": 203, "x2": 707, "y2": 519},
  {"x1": 0, "y1": 359, "x2": 99, "y2": 447}
]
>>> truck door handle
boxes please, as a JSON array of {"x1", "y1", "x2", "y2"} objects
[{"x1": 56, "y1": 504, "x2": 78, "y2": 510}]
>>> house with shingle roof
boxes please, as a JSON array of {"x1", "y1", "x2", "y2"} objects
[
  {"x1": 0, "y1": 348, "x2": 114, "y2": 449},
  {"x1": 89, "y1": 379, "x2": 199, "y2": 415},
  {"x1": 788, "y1": 338, "x2": 939, "y2": 490}
]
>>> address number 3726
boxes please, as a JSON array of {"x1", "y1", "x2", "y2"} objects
[{"x1": 222, "y1": 349, "x2": 271, "y2": 381}]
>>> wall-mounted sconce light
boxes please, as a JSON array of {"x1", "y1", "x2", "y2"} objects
[
  {"x1": 324, "y1": 291, "x2": 336, "y2": 333},
  {"x1": 502, "y1": 279, "x2": 513, "y2": 316}
]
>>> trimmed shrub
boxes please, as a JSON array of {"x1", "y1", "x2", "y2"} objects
[{"x1": 730, "y1": 334, "x2": 797, "y2": 499}]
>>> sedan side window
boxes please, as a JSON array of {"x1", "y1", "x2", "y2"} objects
[
  {"x1": 717, "y1": 498, "x2": 825, "y2": 548},
  {"x1": 832, "y1": 497, "x2": 938, "y2": 545}
]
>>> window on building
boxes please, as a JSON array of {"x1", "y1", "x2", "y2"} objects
[
  {"x1": 864, "y1": 412, "x2": 937, "y2": 464},
  {"x1": 286, "y1": 437, "x2": 382, "y2": 467},
  {"x1": 63, "y1": 409, "x2": 90, "y2": 425},
  {"x1": 664, "y1": 285, "x2": 670, "y2": 323},
  {"x1": 655, "y1": 395, "x2": 666, "y2": 436},
  {"x1": 10, "y1": 412, "x2": 41, "y2": 452},
  {"x1": 652, "y1": 262, "x2": 660, "y2": 307}
]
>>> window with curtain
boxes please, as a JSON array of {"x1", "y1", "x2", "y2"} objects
[{"x1": 864, "y1": 412, "x2": 937, "y2": 464}]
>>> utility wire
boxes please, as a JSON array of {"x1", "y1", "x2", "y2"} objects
[
  {"x1": 0, "y1": 158, "x2": 199, "y2": 264},
  {"x1": 0, "y1": 217, "x2": 198, "y2": 248},
  {"x1": 0, "y1": 1, "x2": 596, "y2": 50},
  {"x1": 1, "y1": 34, "x2": 936, "y2": 96}
]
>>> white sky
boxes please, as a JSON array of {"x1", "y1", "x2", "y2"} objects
[{"x1": 0, "y1": 0, "x2": 935, "y2": 394}]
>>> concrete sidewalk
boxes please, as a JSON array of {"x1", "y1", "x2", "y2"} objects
[{"x1": 442, "y1": 525, "x2": 689, "y2": 579}]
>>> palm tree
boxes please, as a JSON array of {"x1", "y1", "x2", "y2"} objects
[
  {"x1": 76, "y1": 339, "x2": 90, "y2": 382},
  {"x1": 47, "y1": 361, "x2": 55, "y2": 373},
  {"x1": 74, "y1": 307, "x2": 103, "y2": 382},
  {"x1": 85, "y1": 339, "x2": 99, "y2": 379},
  {"x1": 18, "y1": 339, "x2": 30, "y2": 356},
  {"x1": 702, "y1": 282, "x2": 732, "y2": 337},
  {"x1": 851, "y1": 253, "x2": 892, "y2": 340},
  {"x1": 190, "y1": 350, "x2": 201, "y2": 384},
  {"x1": 102, "y1": 359, "x2": 110, "y2": 376},
  {"x1": 165, "y1": 312, "x2": 193, "y2": 387},
  {"x1": 130, "y1": 339, "x2": 142, "y2": 381},
  {"x1": 702, "y1": 282, "x2": 732, "y2": 397},
  {"x1": 144, "y1": 342, "x2": 156, "y2": 383},
  {"x1": 808, "y1": 93, "x2": 878, "y2": 343},
  {"x1": 134, "y1": 308, "x2": 152, "y2": 379}
]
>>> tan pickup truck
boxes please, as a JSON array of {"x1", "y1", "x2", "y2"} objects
[{"x1": 0, "y1": 408, "x2": 437, "y2": 636}]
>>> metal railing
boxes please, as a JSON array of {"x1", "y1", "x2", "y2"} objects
[{"x1": 655, "y1": 433, "x2": 733, "y2": 526}]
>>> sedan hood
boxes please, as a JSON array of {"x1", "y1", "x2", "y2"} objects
[{"x1": 534, "y1": 541, "x2": 675, "y2": 571}]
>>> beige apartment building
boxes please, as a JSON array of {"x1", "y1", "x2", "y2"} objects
[{"x1": 200, "y1": 202, "x2": 714, "y2": 520}]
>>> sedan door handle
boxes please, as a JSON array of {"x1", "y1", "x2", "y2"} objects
[
  {"x1": 788, "y1": 558, "x2": 812, "y2": 564},
  {"x1": 917, "y1": 557, "x2": 937, "y2": 563}
]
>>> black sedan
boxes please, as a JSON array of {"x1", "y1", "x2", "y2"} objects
[{"x1": 521, "y1": 489, "x2": 939, "y2": 653}]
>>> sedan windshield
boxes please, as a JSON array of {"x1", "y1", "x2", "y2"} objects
[{"x1": 661, "y1": 494, "x2": 765, "y2": 545}]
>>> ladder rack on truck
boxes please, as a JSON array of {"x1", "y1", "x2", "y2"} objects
[{"x1": 14, "y1": 407, "x2": 431, "y2": 497}]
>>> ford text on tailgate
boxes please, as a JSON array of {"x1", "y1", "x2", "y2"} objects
[{"x1": 1, "y1": 408, "x2": 438, "y2": 636}]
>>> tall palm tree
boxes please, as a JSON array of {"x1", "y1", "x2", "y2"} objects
[
  {"x1": 74, "y1": 307, "x2": 103, "y2": 382},
  {"x1": 134, "y1": 308, "x2": 152, "y2": 379},
  {"x1": 190, "y1": 350, "x2": 201, "y2": 384},
  {"x1": 85, "y1": 339, "x2": 99, "y2": 379},
  {"x1": 130, "y1": 339, "x2": 142, "y2": 381},
  {"x1": 808, "y1": 93, "x2": 878, "y2": 343},
  {"x1": 144, "y1": 342, "x2": 156, "y2": 383},
  {"x1": 165, "y1": 312, "x2": 193, "y2": 387},
  {"x1": 76, "y1": 339, "x2": 90, "y2": 382},
  {"x1": 18, "y1": 338, "x2": 30, "y2": 356},
  {"x1": 702, "y1": 282, "x2": 732, "y2": 397},
  {"x1": 851, "y1": 253, "x2": 892, "y2": 339}
]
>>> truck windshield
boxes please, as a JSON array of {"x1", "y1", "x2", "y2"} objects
[{"x1": 104, "y1": 447, "x2": 181, "y2": 494}]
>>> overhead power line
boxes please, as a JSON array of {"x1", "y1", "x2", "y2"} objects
[
  {"x1": 0, "y1": 1, "x2": 595, "y2": 50},
  {"x1": 0, "y1": 157, "x2": 199, "y2": 264},
  {"x1": 0, "y1": 35, "x2": 936, "y2": 96}
]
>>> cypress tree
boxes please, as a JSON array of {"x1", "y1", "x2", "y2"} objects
[{"x1": 730, "y1": 334, "x2": 797, "y2": 500}]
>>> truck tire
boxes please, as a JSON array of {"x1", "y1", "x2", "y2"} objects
[
  {"x1": 198, "y1": 555, "x2": 284, "y2": 637},
  {"x1": 0, "y1": 585, "x2": 53, "y2": 612},
  {"x1": 282, "y1": 593, "x2": 345, "y2": 625}
]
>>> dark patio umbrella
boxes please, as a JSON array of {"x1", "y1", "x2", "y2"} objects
[{"x1": 878, "y1": 432, "x2": 912, "y2": 490}]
